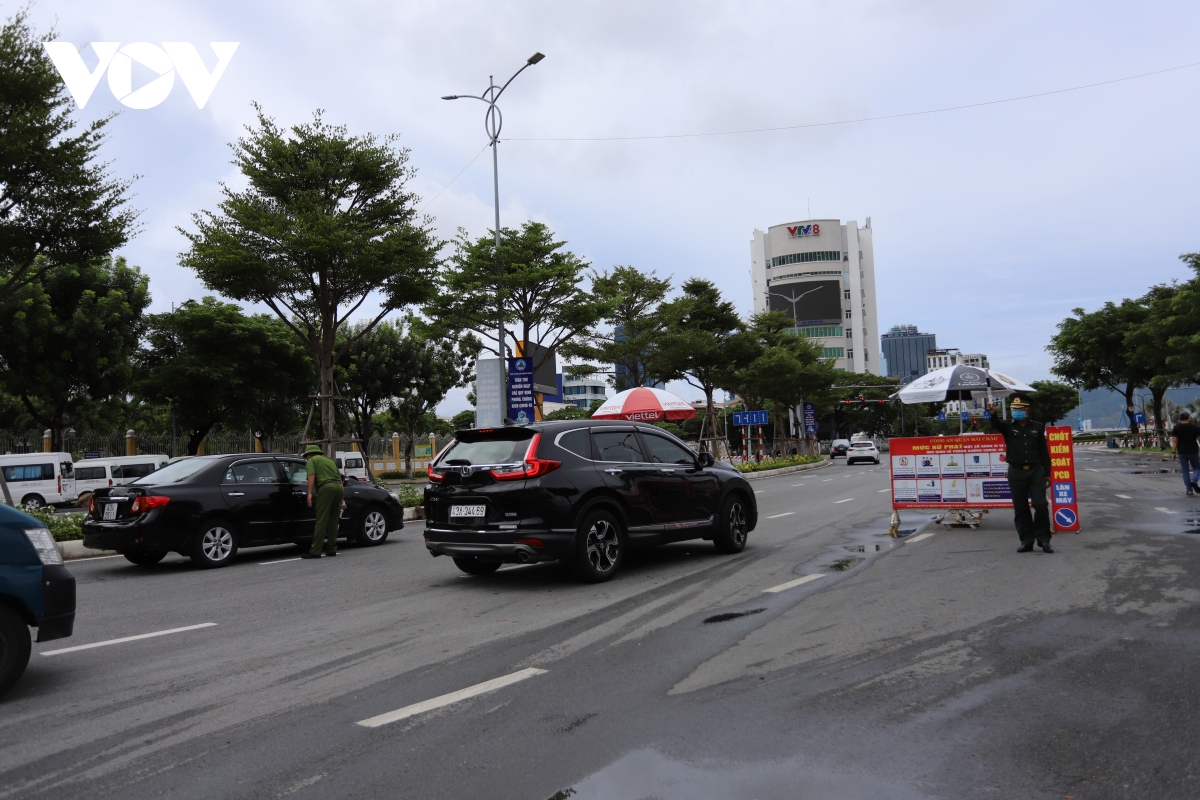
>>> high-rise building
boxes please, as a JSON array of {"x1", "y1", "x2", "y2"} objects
[
  {"x1": 750, "y1": 218, "x2": 880, "y2": 374},
  {"x1": 925, "y1": 348, "x2": 989, "y2": 372},
  {"x1": 881, "y1": 324, "x2": 937, "y2": 384}
]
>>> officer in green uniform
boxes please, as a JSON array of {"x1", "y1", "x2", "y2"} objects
[
  {"x1": 987, "y1": 397, "x2": 1053, "y2": 553},
  {"x1": 301, "y1": 445, "x2": 344, "y2": 559}
]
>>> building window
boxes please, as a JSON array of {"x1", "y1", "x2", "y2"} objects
[
  {"x1": 767, "y1": 269, "x2": 842, "y2": 283},
  {"x1": 848, "y1": 349, "x2": 854, "y2": 359},
  {"x1": 769, "y1": 251, "x2": 842, "y2": 268},
  {"x1": 843, "y1": 290, "x2": 851, "y2": 300},
  {"x1": 790, "y1": 325, "x2": 843, "y2": 338},
  {"x1": 845, "y1": 310, "x2": 852, "y2": 319},
  {"x1": 821, "y1": 347, "x2": 845, "y2": 359},
  {"x1": 846, "y1": 329, "x2": 853, "y2": 338}
]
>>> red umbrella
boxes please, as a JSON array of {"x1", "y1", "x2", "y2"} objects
[{"x1": 590, "y1": 387, "x2": 697, "y2": 422}]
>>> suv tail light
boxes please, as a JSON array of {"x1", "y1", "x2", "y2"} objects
[
  {"x1": 129, "y1": 495, "x2": 170, "y2": 514},
  {"x1": 427, "y1": 469, "x2": 446, "y2": 483},
  {"x1": 490, "y1": 433, "x2": 561, "y2": 481}
]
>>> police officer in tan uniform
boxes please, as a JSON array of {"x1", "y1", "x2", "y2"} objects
[{"x1": 987, "y1": 397, "x2": 1053, "y2": 553}]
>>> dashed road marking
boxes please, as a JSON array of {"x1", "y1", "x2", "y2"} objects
[
  {"x1": 833, "y1": 498, "x2": 854, "y2": 504},
  {"x1": 906, "y1": 533, "x2": 936, "y2": 543},
  {"x1": 41, "y1": 623, "x2": 218, "y2": 656},
  {"x1": 1116, "y1": 494, "x2": 1132, "y2": 499},
  {"x1": 356, "y1": 668, "x2": 548, "y2": 728},
  {"x1": 259, "y1": 557, "x2": 301, "y2": 565},
  {"x1": 763, "y1": 574, "x2": 824, "y2": 593},
  {"x1": 877, "y1": 488, "x2": 890, "y2": 493},
  {"x1": 1155, "y1": 507, "x2": 1178, "y2": 514},
  {"x1": 791, "y1": 483, "x2": 805, "y2": 486},
  {"x1": 822, "y1": 479, "x2": 832, "y2": 482},
  {"x1": 766, "y1": 512, "x2": 795, "y2": 519}
]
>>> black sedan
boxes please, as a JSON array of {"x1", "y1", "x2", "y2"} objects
[
  {"x1": 82, "y1": 454, "x2": 405, "y2": 568},
  {"x1": 423, "y1": 420, "x2": 757, "y2": 582}
]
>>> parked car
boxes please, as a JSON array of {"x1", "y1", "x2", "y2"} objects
[
  {"x1": 0, "y1": 452, "x2": 77, "y2": 508},
  {"x1": 73, "y1": 454, "x2": 170, "y2": 507},
  {"x1": 423, "y1": 421, "x2": 758, "y2": 583},
  {"x1": 81, "y1": 454, "x2": 405, "y2": 568},
  {"x1": 829, "y1": 439, "x2": 851, "y2": 458},
  {"x1": 0, "y1": 503, "x2": 75, "y2": 697},
  {"x1": 846, "y1": 441, "x2": 881, "y2": 465}
]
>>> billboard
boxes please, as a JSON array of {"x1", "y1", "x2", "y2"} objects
[
  {"x1": 767, "y1": 279, "x2": 842, "y2": 325},
  {"x1": 889, "y1": 435, "x2": 1013, "y2": 509}
]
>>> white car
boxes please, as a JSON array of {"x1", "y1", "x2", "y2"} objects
[{"x1": 846, "y1": 441, "x2": 880, "y2": 465}]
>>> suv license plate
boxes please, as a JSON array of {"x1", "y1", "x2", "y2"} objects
[
  {"x1": 103, "y1": 503, "x2": 117, "y2": 520},
  {"x1": 450, "y1": 505, "x2": 486, "y2": 518}
]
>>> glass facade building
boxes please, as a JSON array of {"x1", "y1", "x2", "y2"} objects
[{"x1": 880, "y1": 324, "x2": 937, "y2": 384}]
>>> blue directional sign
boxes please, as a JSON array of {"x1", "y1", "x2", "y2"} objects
[
  {"x1": 1054, "y1": 508, "x2": 1077, "y2": 528},
  {"x1": 1134, "y1": 412, "x2": 1146, "y2": 425},
  {"x1": 937, "y1": 412, "x2": 946, "y2": 421},
  {"x1": 733, "y1": 410, "x2": 769, "y2": 426},
  {"x1": 983, "y1": 410, "x2": 991, "y2": 419},
  {"x1": 961, "y1": 411, "x2": 968, "y2": 421}
]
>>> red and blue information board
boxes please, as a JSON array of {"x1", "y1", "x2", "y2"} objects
[
  {"x1": 888, "y1": 435, "x2": 1013, "y2": 509},
  {"x1": 1047, "y1": 425, "x2": 1080, "y2": 532}
]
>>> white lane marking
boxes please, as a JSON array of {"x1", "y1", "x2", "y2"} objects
[
  {"x1": 766, "y1": 512, "x2": 795, "y2": 519},
  {"x1": 1084, "y1": 468, "x2": 1100, "y2": 471},
  {"x1": 877, "y1": 488, "x2": 889, "y2": 493},
  {"x1": 1155, "y1": 507, "x2": 1178, "y2": 514},
  {"x1": 858, "y1": 471, "x2": 865, "y2": 475},
  {"x1": 41, "y1": 623, "x2": 218, "y2": 656},
  {"x1": 906, "y1": 532, "x2": 936, "y2": 543},
  {"x1": 356, "y1": 667, "x2": 548, "y2": 728},
  {"x1": 259, "y1": 557, "x2": 301, "y2": 565},
  {"x1": 791, "y1": 483, "x2": 805, "y2": 486},
  {"x1": 822, "y1": 479, "x2": 832, "y2": 482},
  {"x1": 763, "y1": 574, "x2": 824, "y2": 593},
  {"x1": 1116, "y1": 494, "x2": 1132, "y2": 499},
  {"x1": 833, "y1": 498, "x2": 854, "y2": 504},
  {"x1": 754, "y1": 490, "x2": 763, "y2": 494}
]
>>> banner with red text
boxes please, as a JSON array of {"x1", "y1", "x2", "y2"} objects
[{"x1": 888, "y1": 435, "x2": 1013, "y2": 509}]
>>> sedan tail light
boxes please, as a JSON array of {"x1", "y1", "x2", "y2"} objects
[
  {"x1": 88, "y1": 495, "x2": 96, "y2": 514},
  {"x1": 129, "y1": 495, "x2": 170, "y2": 514},
  {"x1": 490, "y1": 433, "x2": 561, "y2": 481}
]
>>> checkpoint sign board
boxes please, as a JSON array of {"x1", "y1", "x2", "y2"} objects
[
  {"x1": 1047, "y1": 425, "x2": 1080, "y2": 532},
  {"x1": 506, "y1": 357, "x2": 536, "y2": 424},
  {"x1": 733, "y1": 410, "x2": 769, "y2": 426},
  {"x1": 889, "y1": 435, "x2": 1013, "y2": 509}
]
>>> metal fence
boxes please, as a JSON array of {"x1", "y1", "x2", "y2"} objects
[{"x1": 0, "y1": 429, "x2": 457, "y2": 461}]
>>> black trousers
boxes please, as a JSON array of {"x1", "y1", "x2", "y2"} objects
[{"x1": 1007, "y1": 464, "x2": 1051, "y2": 545}]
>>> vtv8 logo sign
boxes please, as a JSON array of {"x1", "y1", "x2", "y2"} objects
[
  {"x1": 786, "y1": 223, "x2": 820, "y2": 238},
  {"x1": 43, "y1": 42, "x2": 239, "y2": 110}
]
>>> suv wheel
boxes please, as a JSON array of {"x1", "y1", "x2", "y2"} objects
[
  {"x1": 190, "y1": 519, "x2": 239, "y2": 568},
  {"x1": 714, "y1": 494, "x2": 750, "y2": 554},
  {"x1": 453, "y1": 556, "x2": 501, "y2": 576},
  {"x1": 573, "y1": 509, "x2": 624, "y2": 583},
  {"x1": 356, "y1": 506, "x2": 389, "y2": 546},
  {"x1": 124, "y1": 551, "x2": 167, "y2": 566},
  {"x1": 0, "y1": 605, "x2": 32, "y2": 698}
]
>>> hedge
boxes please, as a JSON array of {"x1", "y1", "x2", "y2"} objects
[
  {"x1": 735, "y1": 454, "x2": 825, "y2": 473},
  {"x1": 17, "y1": 505, "x2": 84, "y2": 541}
]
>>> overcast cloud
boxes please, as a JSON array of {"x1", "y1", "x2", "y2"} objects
[{"x1": 19, "y1": 0, "x2": 1200, "y2": 413}]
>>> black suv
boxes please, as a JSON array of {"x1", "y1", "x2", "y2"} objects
[{"x1": 423, "y1": 421, "x2": 757, "y2": 582}]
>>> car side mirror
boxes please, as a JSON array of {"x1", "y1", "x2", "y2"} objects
[{"x1": 697, "y1": 452, "x2": 715, "y2": 468}]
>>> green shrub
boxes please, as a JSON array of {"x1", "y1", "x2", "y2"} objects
[
  {"x1": 735, "y1": 454, "x2": 824, "y2": 473},
  {"x1": 393, "y1": 484, "x2": 423, "y2": 508},
  {"x1": 379, "y1": 469, "x2": 427, "y2": 480},
  {"x1": 17, "y1": 504, "x2": 84, "y2": 541}
]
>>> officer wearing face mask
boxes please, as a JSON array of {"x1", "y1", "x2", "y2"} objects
[{"x1": 986, "y1": 397, "x2": 1053, "y2": 553}]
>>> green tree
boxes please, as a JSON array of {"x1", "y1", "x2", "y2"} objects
[
  {"x1": 136, "y1": 298, "x2": 314, "y2": 455},
  {"x1": 384, "y1": 322, "x2": 476, "y2": 477},
  {"x1": 0, "y1": 12, "x2": 138, "y2": 303},
  {"x1": 0, "y1": 255, "x2": 150, "y2": 449},
  {"x1": 1048, "y1": 299, "x2": 1154, "y2": 440},
  {"x1": 563, "y1": 265, "x2": 671, "y2": 390},
  {"x1": 450, "y1": 409, "x2": 475, "y2": 430},
  {"x1": 427, "y1": 221, "x2": 608, "y2": 398},
  {"x1": 652, "y1": 279, "x2": 743, "y2": 445},
  {"x1": 1026, "y1": 380, "x2": 1081, "y2": 424},
  {"x1": 179, "y1": 107, "x2": 439, "y2": 456},
  {"x1": 336, "y1": 318, "x2": 413, "y2": 475}
]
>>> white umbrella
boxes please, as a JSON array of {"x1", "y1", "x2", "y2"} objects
[{"x1": 892, "y1": 364, "x2": 1035, "y2": 405}]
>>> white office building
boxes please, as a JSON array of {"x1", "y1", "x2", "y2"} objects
[
  {"x1": 561, "y1": 373, "x2": 609, "y2": 409},
  {"x1": 750, "y1": 218, "x2": 881, "y2": 374}
]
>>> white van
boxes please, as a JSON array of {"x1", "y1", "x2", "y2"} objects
[
  {"x1": 335, "y1": 451, "x2": 368, "y2": 481},
  {"x1": 73, "y1": 454, "x2": 170, "y2": 505},
  {"x1": 0, "y1": 452, "x2": 77, "y2": 508}
]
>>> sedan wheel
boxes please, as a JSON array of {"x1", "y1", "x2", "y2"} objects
[
  {"x1": 356, "y1": 507, "x2": 389, "y2": 546},
  {"x1": 191, "y1": 520, "x2": 238, "y2": 568},
  {"x1": 714, "y1": 494, "x2": 749, "y2": 554},
  {"x1": 573, "y1": 510, "x2": 623, "y2": 583}
]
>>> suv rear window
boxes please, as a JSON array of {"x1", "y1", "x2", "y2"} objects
[{"x1": 439, "y1": 430, "x2": 535, "y2": 466}]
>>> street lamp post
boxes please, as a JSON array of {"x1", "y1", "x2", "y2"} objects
[{"x1": 443, "y1": 52, "x2": 545, "y2": 421}]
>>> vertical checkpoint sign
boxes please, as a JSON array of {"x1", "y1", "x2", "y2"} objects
[
  {"x1": 507, "y1": 358, "x2": 536, "y2": 424},
  {"x1": 1047, "y1": 425, "x2": 1080, "y2": 532}
]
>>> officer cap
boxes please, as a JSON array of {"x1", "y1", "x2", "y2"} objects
[
  {"x1": 302, "y1": 444, "x2": 323, "y2": 457},
  {"x1": 1009, "y1": 397, "x2": 1030, "y2": 409}
]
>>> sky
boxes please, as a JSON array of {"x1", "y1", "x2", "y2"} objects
[{"x1": 19, "y1": 0, "x2": 1200, "y2": 414}]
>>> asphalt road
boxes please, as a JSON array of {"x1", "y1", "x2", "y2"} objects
[{"x1": 3, "y1": 449, "x2": 1200, "y2": 799}]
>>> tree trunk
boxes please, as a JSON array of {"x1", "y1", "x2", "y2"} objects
[
  {"x1": 703, "y1": 385, "x2": 716, "y2": 453},
  {"x1": 319, "y1": 354, "x2": 336, "y2": 458},
  {"x1": 404, "y1": 438, "x2": 414, "y2": 479},
  {"x1": 185, "y1": 424, "x2": 213, "y2": 456},
  {"x1": 1151, "y1": 386, "x2": 1168, "y2": 449},
  {"x1": 1124, "y1": 384, "x2": 1138, "y2": 445}
]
